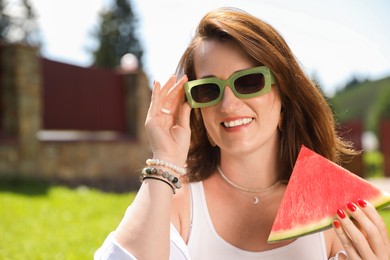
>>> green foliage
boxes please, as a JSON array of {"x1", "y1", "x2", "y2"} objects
[
  {"x1": 331, "y1": 76, "x2": 390, "y2": 133},
  {"x1": 0, "y1": 0, "x2": 11, "y2": 42},
  {"x1": 380, "y1": 209, "x2": 390, "y2": 235},
  {"x1": 342, "y1": 75, "x2": 367, "y2": 92},
  {"x1": 0, "y1": 0, "x2": 40, "y2": 46},
  {"x1": 364, "y1": 150, "x2": 384, "y2": 178},
  {"x1": 91, "y1": 0, "x2": 143, "y2": 69},
  {"x1": 376, "y1": 87, "x2": 390, "y2": 119},
  {"x1": 0, "y1": 179, "x2": 135, "y2": 259}
]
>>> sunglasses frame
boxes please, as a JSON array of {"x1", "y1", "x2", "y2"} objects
[{"x1": 184, "y1": 66, "x2": 276, "y2": 108}]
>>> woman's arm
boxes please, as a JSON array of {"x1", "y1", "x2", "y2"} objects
[
  {"x1": 113, "y1": 75, "x2": 191, "y2": 259},
  {"x1": 114, "y1": 179, "x2": 174, "y2": 259}
]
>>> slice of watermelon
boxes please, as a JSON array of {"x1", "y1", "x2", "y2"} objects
[{"x1": 268, "y1": 145, "x2": 390, "y2": 243}]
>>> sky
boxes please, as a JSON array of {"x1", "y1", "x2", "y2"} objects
[{"x1": 18, "y1": 0, "x2": 390, "y2": 96}]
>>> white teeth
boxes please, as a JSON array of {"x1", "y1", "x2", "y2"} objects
[{"x1": 223, "y1": 118, "x2": 253, "y2": 128}]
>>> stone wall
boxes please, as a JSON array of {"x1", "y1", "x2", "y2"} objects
[
  {"x1": 0, "y1": 44, "x2": 42, "y2": 177},
  {"x1": 38, "y1": 139, "x2": 150, "y2": 191},
  {"x1": 0, "y1": 44, "x2": 151, "y2": 191}
]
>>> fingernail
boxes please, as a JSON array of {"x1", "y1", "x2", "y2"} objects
[
  {"x1": 333, "y1": 220, "x2": 341, "y2": 229},
  {"x1": 347, "y1": 202, "x2": 356, "y2": 212},
  {"x1": 357, "y1": 198, "x2": 367, "y2": 208},
  {"x1": 337, "y1": 208, "x2": 346, "y2": 219}
]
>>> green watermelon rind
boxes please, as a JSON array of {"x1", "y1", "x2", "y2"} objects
[{"x1": 267, "y1": 191, "x2": 390, "y2": 243}]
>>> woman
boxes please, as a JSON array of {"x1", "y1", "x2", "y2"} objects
[{"x1": 96, "y1": 7, "x2": 390, "y2": 259}]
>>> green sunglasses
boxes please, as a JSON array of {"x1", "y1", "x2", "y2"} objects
[{"x1": 184, "y1": 66, "x2": 276, "y2": 108}]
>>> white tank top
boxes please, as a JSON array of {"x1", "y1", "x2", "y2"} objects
[{"x1": 187, "y1": 181, "x2": 329, "y2": 259}]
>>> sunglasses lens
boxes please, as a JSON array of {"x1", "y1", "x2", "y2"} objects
[
  {"x1": 191, "y1": 83, "x2": 220, "y2": 103},
  {"x1": 234, "y1": 73, "x2": 265, "y2": 94}
]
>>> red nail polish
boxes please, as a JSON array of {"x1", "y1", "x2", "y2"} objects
[
  {"x1": 357, "y1": 198, "x2": 367, "y2": 208},
  {"x1": 333, "y1": 220, "x2": 341, "y2": 229},
  {"x1": 337, "y1": 209, "x2": 346, "y2": 219},
  {"x1": 347, "y1": 202, "x2": 356, "y2": 212}
]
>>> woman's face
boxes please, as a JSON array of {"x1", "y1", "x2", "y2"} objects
[{"x1": 194, "y1": 40, "x2": 282, "y2": 156}]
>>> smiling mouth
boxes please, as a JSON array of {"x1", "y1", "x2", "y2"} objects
[{"x1": 222, "y1": 118, "x2": 253, "y2": 128}]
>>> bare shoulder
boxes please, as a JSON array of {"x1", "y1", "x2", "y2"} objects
[
  {"x1": 171, "y1": 180, "x2": 192, "y2": 242},
  {"x1": 323, "y1": 228, "x2": 345, "y2": 259}
]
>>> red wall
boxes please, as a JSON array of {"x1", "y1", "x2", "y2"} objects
[
  {"x1": 338, "y1": 121, "x2": 364, "y2": 177},
  {"x1": 42, "y1": 59, "x2": 126, "y2": 132},
  {"x1": 0, "y1": 46, "x2": 3, "y2": 133},
  {"x1": 380, "y1": 120, "x2": 390, "y2": 177}
]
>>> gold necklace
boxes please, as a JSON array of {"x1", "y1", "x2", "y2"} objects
[{"x1": 217, "y1": 166, "x2": 280, "y2": 204}]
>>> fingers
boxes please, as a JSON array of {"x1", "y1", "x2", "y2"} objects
[
  {"x1": 149, "y1": 75, "x2": 177, "y2": 117},
  {"x1": 151, "y1": 75, "x2": 188, "y2": 116},
  {"x1": 333, "y1": 219, "x2": 362, "y2": 259},
  {"x1": 178, "y1": 102, "x2": 192, "y2": 129},
  {"x1": 164, "y1": 75, "x2": 188, "y2": 114},
  {"x1": 333, "y1": 200, "x2": 390, "y2": 259},
  {"x1": 147, "y1": 80, "x2": 161, "y2": 117},
  {"x1": 358, "y1": 199, "x2": 390, "y2": 246},
  {"x1": 334, "y1": 210, "x2": 371, "y2": 259}
]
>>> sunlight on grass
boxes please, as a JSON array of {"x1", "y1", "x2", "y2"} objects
[
  {"x1": 0, "y1": 181, "x2": 135, "y2": 259},
  {"x1": 1, "y1": 180, "x2": 390, "y2": 259}
]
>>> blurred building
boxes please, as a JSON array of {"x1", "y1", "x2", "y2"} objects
[
  {"x1": 332, "y1": 77, "x2": 390, "y2": 178},
  {"x1": 0, "y1": 43, "x2": 151, "y2": 191}
]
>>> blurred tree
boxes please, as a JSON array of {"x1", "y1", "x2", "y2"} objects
[
  {"x1": 343, "y1": 75, "x2": 368, "y2": 91},
  {"x1": 310, "y1": 71, "x2": 321, "y2": 87},
  {"x1": 0, "y1": 0, "x2": 40, "y2": 46},
  {"x1": 309, "y1": 70, "x2": 334, "y2": 112},
  {"x1": 0, "y1": 0, "x2": 12, "y2": 42},
  {"x1": 21, "y1": 0, "x2": 40, "y2": 46},
  {"x1": 377, "y1": 88, "x2": 390, "y2": 119},
  {"x1": 0, "y1": 0, "x2": 11, "y2": 42},
  {"x1": 331, "y1": 76, "x2": 390, "y2": 134},
  {"x1": 91, "y1": 0, "x2": 143, "y2": 69}
]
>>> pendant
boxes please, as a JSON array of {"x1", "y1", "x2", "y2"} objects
[{"x1": 253, "y1": 196, "x2": 259, "y2": 204}]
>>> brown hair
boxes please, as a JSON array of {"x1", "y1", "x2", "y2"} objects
[{"x1": 176, "y1": 7, "x2": 355, "y2": 183}]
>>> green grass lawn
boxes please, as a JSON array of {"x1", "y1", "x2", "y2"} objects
[
  {"x1": 381, "y1": 209, "x2": 390, "y2": 233},
  {"x1": 1, "y1": 179, "x2": 390, "y2": 259},
  {"x1": 0, "y1": 179, "x2": 135, "y2": 260}
]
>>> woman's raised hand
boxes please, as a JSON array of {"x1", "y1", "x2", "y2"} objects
[
  {"x1": 145, "y1": 75, "x2": 192, "y2": 166},
  {"x1": 333, "y1": 200, "x2": 390, "y2": 259}
]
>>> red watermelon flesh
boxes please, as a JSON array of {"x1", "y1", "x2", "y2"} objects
[{"x1": 268, "y1": 145, "x2": 390, "y2": 243}]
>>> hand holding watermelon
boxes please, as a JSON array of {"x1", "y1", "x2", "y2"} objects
[
  {"x1": 333, "y1": 200, "x2": 390, "y2": 259},
  {"x1": 268, "y1": 146, "x2": 390, "y2": 259}
]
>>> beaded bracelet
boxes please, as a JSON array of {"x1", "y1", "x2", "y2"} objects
[
  {"x1": 141, "y1": 167, "x2": 182, "y2": 189},
  {"x1": 146, "y1": 159, "x2": 186, "y2": 176},
  {"x1": 143, "y1": 176, "x2": 176, "y2": 194}
]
